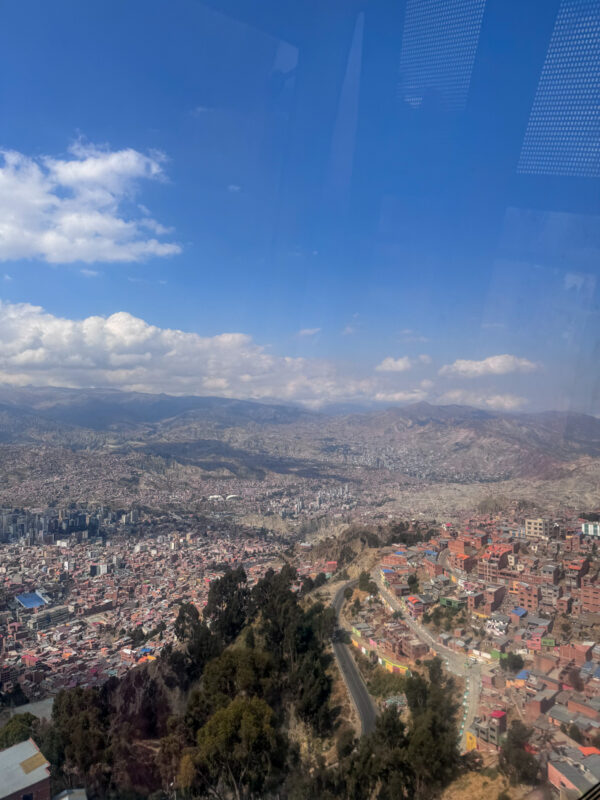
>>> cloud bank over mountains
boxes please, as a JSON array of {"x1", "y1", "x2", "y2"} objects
[
  {"x1": 439, "y1": 354, "x2": 538, "y2": 378},
  {"x1": 0, "y1": 300, "x2": 538, "y2": 410},
  {"x1": 0, "y1": 142, "x2": 180, "y2": 263}
]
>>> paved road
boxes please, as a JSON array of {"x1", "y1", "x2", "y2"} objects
[
  {"x1": 373, "y1": 570, "x2": 482, "y2": 748},
  {"x1": 331, "y1": 583, "x2": 378, "y2": 736}
]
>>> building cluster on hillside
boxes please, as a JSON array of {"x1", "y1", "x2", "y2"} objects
[
  {"x1": 0, "y1": 508, "x2": 286, "y2": 702},
  {"x1": 363, "y1": 513, "x2": 600, "y2": 793}
]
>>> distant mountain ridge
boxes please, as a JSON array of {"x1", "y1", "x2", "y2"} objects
[
  {"x1": 0, "y1": 386, "x2": 599, "y2": 484},
  {"x1": 0, "y1": 386, "x2": 314, "y2": 430}
]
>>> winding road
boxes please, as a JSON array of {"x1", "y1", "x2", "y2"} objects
[
  {"x1": 331, "y1": 582, "x2": 378, "y2": 736},
  {"x1": 372, "y1": 569, "x2": 483, "y2": 749}
]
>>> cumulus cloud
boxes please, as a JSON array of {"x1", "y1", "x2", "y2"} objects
[
  {"x1": 439, "y1": 354, "x2": 538, "y2": 378},
  {"x1": 0, "y1": 142, "x2": 181, "y2": 263},
  {"x1": 375, "y1": 354, "x2": 431, "y2": 372},
  {"x1": 0, "y1": 300, "x2": 437, "y2": 408},
  {"x1": 375, "y1": 356, "x2": 412, "y2": 373},
  {"x1": 438, "y1": 389, "x2": 526, "y2": 411},
  {"x1": 0, "y1": 301, "x2": 544, "y2": 412},
  {"x1": 298, "y1": 328, "x2": 321, "y2": 337}
]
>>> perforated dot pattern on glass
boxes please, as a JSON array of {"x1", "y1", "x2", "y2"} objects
[
  {"x1": 518, "y1": 0, "x2": 600, "y2": 178},
  {"x1": 398, "y1": 0, "x2": 487, "y2": 110}
]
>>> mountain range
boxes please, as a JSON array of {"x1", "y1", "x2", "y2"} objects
[{"x1": 0, "y1": 387, "x2": 599, "y2": 486}]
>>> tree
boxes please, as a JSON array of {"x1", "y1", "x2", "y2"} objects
[
  {"x1": 500, "y1": 652, "x2": 524, "y2": 673},
  {"x1": 499, "y1": 721, "x2": 538, "y2": 785},
  {"x1": 204, "y1": 567, "x2": 250, "y2": 645},
  {"x1": 568, "y1": 723, "x2": 583, "y2": 744},
  {"x1": 174, "y1": 602, "x2": 201, "y2": 644},
  {"x1": 407, "y1": 573, "x2": 419, "y2": 594},
  {"x1": 314, "y1": 572, "x2": 327, "y2": 589},
  {"x1": 196, "y1": 697, "x2": 286, "y2": 800},
  {"x1": 337, "y1": 727, "x2": 356, "y2": 760},
  {"x1": 171, "y1": 604, "x2": 220, "y2": 684},
  {"x1": 344, "y1": 708, "x2": 414, "y2": 800},
  {"x1": 568, "y1": 667, "x2": 584, "y2": 692},
  {"x1": 358, "y1": 571, "x2": 371, "y2": 592},
  {"x1": 0, "y1": 712, "x2": 37, "y2": 748},
  {"x1": 405, "y1": 659, "x2": 460, "y2": 797},
  {"x1": 344, "y1": 586, "x2": 354, "y2": 601}
]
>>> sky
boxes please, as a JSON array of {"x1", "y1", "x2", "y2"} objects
[{"x1": 0, "y1": 0, "x2": 598, "y2": 412}]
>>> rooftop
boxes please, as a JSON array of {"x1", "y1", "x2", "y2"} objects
[{"x1": 0, "y1": 738, "x2": 50, "y2": 799}]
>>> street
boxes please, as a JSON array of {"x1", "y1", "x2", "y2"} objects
[
  {"x1": 332, "y1": 582, "x2": 378, "y2": 736},
  {"x1": 373, "y1": 569, "x2": 483, "y2": 749}
]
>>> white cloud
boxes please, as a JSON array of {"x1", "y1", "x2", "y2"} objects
[
  {"x1": 0, "y1": 300, "x2": 436, "y2": 409},
  {"x1": 0, "y1": 142, "x2": 181, "y2": 264},
  {"x1": 438, "y1": 389, "x2": 526, "y2": 411},
  {"x1": 227, "y1": 184, "x2": 241, "y2": 193},
  {"x1": 439, "y1": 354, "x2": 538, "y2": 378},
  {"x1": 375, "y1": 356, "x2": 413, "y2": 373},
  {"x1": 375, "y1": 354, "x2": 431, "y2": 372},
  {"x1": 80, "y1": 269, "x2": 100, "y2": 278},
  {"x1": 341, "y1": 325, "x2": 355, "y2": 336},
  {"x1": 3, "y1": 274, "x2": 11, "y2": 281},
  {"x1": 298, "y1": 328, "x2": 321, "y2": 337},
  {"x1": 373, "y1": 389, "x2": 428, "y2": 403}
]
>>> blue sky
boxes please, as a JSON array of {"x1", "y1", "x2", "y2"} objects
[{"x1": 0, "y1": 0, "x2": 598, "y2": 411}]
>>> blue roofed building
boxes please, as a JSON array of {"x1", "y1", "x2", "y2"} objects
[{"x1": 16, "y1": 591, "x2": 47, "y2": 610}]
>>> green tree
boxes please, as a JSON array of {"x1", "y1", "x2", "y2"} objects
[
  {"x1": 314, "y1": 572, "x2": 327, "y2": 588},
  {"x1": 174, "y1": 602, "x2": 201, "y2": 644},
  {"x1": 0, "y1": 712, "x2": 37, "y2": 748},
  {"x1": 568, "y1": 723, "x2": 583, "y2": 744},
  {"x1": 407, "y1": 573, "x2": 419, "y2": 594},
  {"x1": 344, "y1": 586, "x2": 354, "y2": 601},
  {"x1": 500, "y1": 652, "x2": 524, "y2": 673},
  {"x1": 358, "y1": 571, "x2": 371, "y2": 592},
  {"x1": 405, "y1": 659, "x2": 460, "y2": 798},
  {"x1": 204, "y1": 567, "x2": 250, "y2": 645},
  {"x1": 337, "y1": 727, "x2": 356, "y2": 760},
  {"x1": 196, "y1": 697, "x2": 286, "y2": 800},
  {"x1": 345, "y1": 708, "x2": 414, "y2": 799},
  {"x1": 499, "y1": 721, "x2": 538, "y2": 785}
]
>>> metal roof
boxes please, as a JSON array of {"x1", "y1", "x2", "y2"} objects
[{"x1": 0, "y1": 739, "x2": 50, "y2": 799}]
